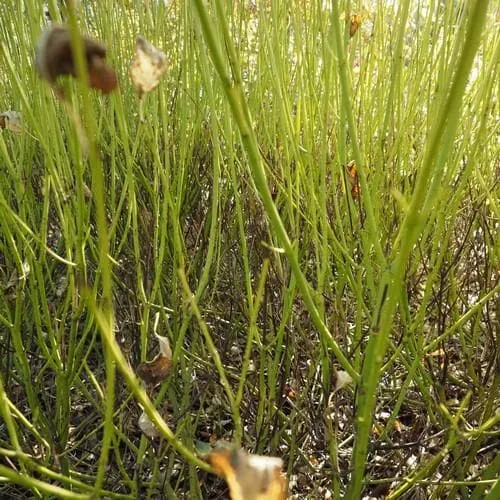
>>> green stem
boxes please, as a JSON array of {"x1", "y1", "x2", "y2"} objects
[
  {"x1": 192, "y1": 0, "x2": 358, "y2": 383},
  {"x1": 346, "y1": 1, "x2": 490, "y2": 497}
]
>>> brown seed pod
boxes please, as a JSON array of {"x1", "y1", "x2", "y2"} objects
[{"x1": 35, "y1": 24, "x2": 117, "y2": 94}]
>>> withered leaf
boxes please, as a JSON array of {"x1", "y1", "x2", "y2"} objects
[
  {"x1": 346, "y1": 160, "x2": 360, "y2": 200},
  {"x1": 136, "y1": 334, "x2": 172, "y2": 387},
  {"x1": 209, "y1": 448, "x2": 287, "y2": 500},
  {"x1": 35, "y1": 24, "x2": 117, "y2": 95},
  {"x1": 350, "y1": 13, "x2": 362, "y2": 37},
  {"x1": 333, "y1": 370, "x2": 353, "y2": 392},
  {"x1": 155, "y1": 332, "x2": 172, "y2": 358},
  {"x1": 138, "y1": 410, "x2": 160, "y2": 438},
  {"x1": 130, "y1": 36, "x2": 168, "y2": 98},
  {"x1": 136, "y1": 353, "x2": 171, "y2": 386}
]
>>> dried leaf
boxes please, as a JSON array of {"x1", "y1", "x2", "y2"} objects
[
  {"x1": 155, "y1": 332, "x2": 172, "y2": 359},
  {"x1": 136, "y1": 353, "x2": 171, "y2": 386},
  {"x1": 136, "y1": 334, "x2": 172, "y2": 386},
  {"x1": 35, "y1": 24, "x2": 117, "y2": 95},
  {"x1": 0, "y1": 111, "x2": 22, "y2": 134},
  {"x1": 209, "y1": 448, "x2": 287, "y2": 500},
  {"x1": 346, "y1": 160, "x2": 360, "y2": 200},
  {"x1": 334, "y1": 370, "x2": 353, "y2": 392},
  {"x1": 138, "y1": 410, "x2": 159, "y2": 438},
  {"x1": 130, "y1": 36, "x2": 168, "y2": 98},
  {"x1": 349, "y1": 13, "x2": 362, "y2": 37}
]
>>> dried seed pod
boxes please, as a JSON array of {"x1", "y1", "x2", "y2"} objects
[{"x1": 35, "y1": 24, "x2": 117, "y2": 94}]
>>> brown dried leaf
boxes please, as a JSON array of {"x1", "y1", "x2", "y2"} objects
[
  {"x1": 209, "y1": 448, "x2": 287, "y2": 500},
  {"x1": 346, "y1": 160, "x2": 360, "y2": 200},
  {"x1": 130, "y1": 36, "x2": 168, "y2": 98},
  {"x1": 349, "y1": 13, "x2": 362, "y2": 37},
  {"x1": 0, "y1": 111, "x2": 22, "y2": 134},
  {"x1": 35, "y1": 24, "x2": 117, "y2": 95},
  {"x1": 136, "y1": 353, "x2": 171, "y2": 386},
  {"x1": 136, "y1": 334, "x2": 172, "y2": 386}
]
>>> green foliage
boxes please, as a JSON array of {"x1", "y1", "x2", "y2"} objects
[{"x1": 0, "y1": 0, "x2": 498, "y2": 497}]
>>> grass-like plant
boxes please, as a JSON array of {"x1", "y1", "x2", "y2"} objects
[{"x1": 0, "y1": 0, "x2": 498, "y2": 498}]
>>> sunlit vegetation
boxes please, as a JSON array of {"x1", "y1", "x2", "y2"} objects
[{"x1": 0, "y1": 0, "x2": 498, "y2": 497}]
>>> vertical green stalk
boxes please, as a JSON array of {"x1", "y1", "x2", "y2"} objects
[
  {"x1": 346, "y1": 1, "x2": 489, "y2": 497},
  {"x1": 329, "y1": 1, "x2": 386, "y2": 268},
  {"x1": 192, "y1": 0, "x2": 358, "y2": 382},
  {"x1": 65, "y1": 8, "x2": 115, "y2": 494},
  {"x1": 177, "y1": 269, "x2": 242, "y2": 442}
]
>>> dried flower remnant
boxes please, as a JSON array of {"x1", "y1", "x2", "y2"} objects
[
  {"x1": 130, "y1": 36, "x2": 168, "y2": 98},
  {"x1": 35, "y1": 24, "x2": 117, "y2": 96},
  {"x1": 136, "y1": 333, "x2": 172, "y2": 387},
  {"x1": 0, "y1": 111, "x2": 22, "y2": 134},
  {"x1": 209, "y1": 448, "x2": 287, "y2": 500}
]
